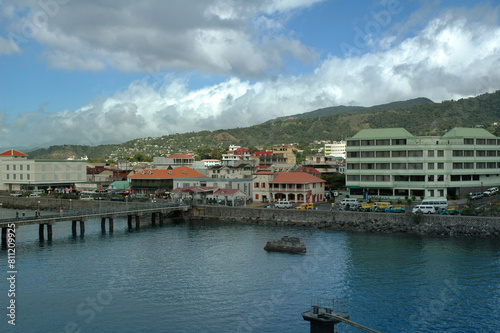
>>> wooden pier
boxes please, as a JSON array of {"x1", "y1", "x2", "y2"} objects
[{"x1": 0, "y1": 203, "x2": 190, "y2": 245}]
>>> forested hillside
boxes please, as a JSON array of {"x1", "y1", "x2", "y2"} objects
[{"x1": 27, "y1": 91, "x2": 500, "y2": 160}]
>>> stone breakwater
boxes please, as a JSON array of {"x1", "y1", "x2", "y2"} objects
[{"x1": 191, "y1": 206, "x2": 500, "y2": 237}]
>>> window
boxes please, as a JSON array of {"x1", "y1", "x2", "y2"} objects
[
  {"x1": 20, "y1": 174, "x2": 23, "y2": 180},
  {"x1": 347, "y1": 163, "x2": 360, "y2": 170},
  {"x1": 428, "y1": 150, "x2": 434, "y2": 157},
  {"x1": 476, "y1": 162, "x2": 486, "y2": 169},
  {"x1": 452, "y1": 150, "x2": 463, "y2": 157},
  {"x1": 261, "y1": 183, "x2": 266, "y2": 188},
  {"x1": 464, "y1": 138, "x2": 474, "y2": 144},
  {"x1": 437, "y1": 150, "x2": 444, "y2": 157},
  {"x1": 427, "y1": 175, "x2": 434, "y2": 181},
  {"x1": 376, "y1": 151, "x2": 390, "y2": 157},
  {"x1": 347, "y1": 140, "x2": 360, "y2": 146},
  {"x1": 394, "y1": 175, "x2": 409, "y2": 181},
  {"x1": 487, "y1": 162, "x2": 496, "y2": 168},
  {"x1": 453, "y1": 163, "x2": 463, "y2": 169},
  {"x1": 27, "y1": 174, "x2": 30, "y2": 180},
  {"x1": 408, "y1": 150, "x2": 423, "y2": 157},
  {"x1": 408, "y1": 163, "x2": 423, "y2": 169},
  {"x1": 361, "y1": 175, "x2": 374, "y2": 181},
  {"x1": 347, "y1": 152, "x2": 359, "y2": 158},
  {"x1": 437, "y1": 163, "x2": 444, "y2": 169},
  {"x1": 437, "y1": 175, "x2": 444, "y2": 182},
  {"x1": 463, "y1": 162, "x2": 474, "y2": 169},
  {"x1": 392, "y1": 151, "x2": 407, "y2": 157},
  {"x1": 473, "y1": 175, "x2": 479, "y2": 181},
  {"x1": 6, "y1": 165, "x2": 9, "y2": 171},
  {"x1": 487, "y1": 150, "x2": 496, "y2": 157},
  {"x1": 476, "y1": 139, "x2": 486, "y2": 145},
  {"x1": 451, "y1": 175, "x2": 460, "y2": 181},
  {"x1": 27, "y1": 165, "x2": 30, "y2": 171},
  {"x1": 410, "y1": 175, "x2": 425, "y2": 182},
  {"x1": 428, "y1": 163, "x2": 434, "y2": 169},
  {"x1": 463, "y1": 150, "x2": 474, "y2": 157},
  {"x1": 376, "y1": 163, "x2": 390, "y2": 170},
  {"x1": 347, "y1": 175, "x2": 360, "y2": 181},
  {"x1": 376, "y1": 175, "x2": 390, "y2": 182},
  {"x1": 361, "y1": 140, "x2": 375, "y2": 146},
  {"x1": 462, "y1": 175, "x2": 471, "y2": 181},
  {"x1": 487, "y1": 139, "x2": 496, "y2": 145},
  {"x1": 361, "y1": 151, "x2": 374, "y2": 158},
  {"x1": 391, "y1": 139, "x2": 407, "y2": 145},
  {"x1": 392, "y1": 163, "x2": 406, "y2": 170},
  {"x1": 361, "y1": 163, "x2": 375, "y2": 169},
  {"x1": 476, "y1": 150, "x2": 486, "y2": 157},
  {"x1": 254, "y1": 183, "x2": 259, "y2": 188},
  {"x1": 20, "y1": 165, "x2": 23, "y2": 171},
  {"x1": 376, "y1": 139, "x2": 390, "y2": 146}
]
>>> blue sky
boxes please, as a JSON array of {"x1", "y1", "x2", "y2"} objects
[{"x1": 1, "y1": 0, "x2": 500, "y2": 149}]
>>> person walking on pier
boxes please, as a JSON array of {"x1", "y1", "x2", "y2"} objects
[
  {"x1": 22, "y1": 211, "x2": 26, "y2": 219},
  {"x1": 16, "y1": 211, "x2": 19, "y2": 220}
]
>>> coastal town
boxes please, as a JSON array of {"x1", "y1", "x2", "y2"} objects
[{"x1": 1, "y1": 126, "x2": 499, "y2": 216}]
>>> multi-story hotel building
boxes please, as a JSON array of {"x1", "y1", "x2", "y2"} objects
[
  {"x1": 345, "y1": 128, "x2": 500, "y2": 199},
  {"x1": 324, "y1": 141, "x2": 346, "y2": 159},
  {"x1": 0, "y1": 149, "x2": 87, "y2": 192}
]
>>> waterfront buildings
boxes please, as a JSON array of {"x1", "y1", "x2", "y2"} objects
[
  {"x1": 345, "y1": 128, "x2": 500, "y2": 199},
  {"x1": 128, "y1": 166, "x2": 205, "y2": 195},
  {"x1": 253, "y1": 170, "x2": 326, "y2": 203},
  {"x1": 154, "y1": 154, "x2": 194, "y2": 168},
  {"x1": 0, "y1": 149, "x2": 86, "y2": 192}
]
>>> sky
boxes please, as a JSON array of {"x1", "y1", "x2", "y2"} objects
[{"x1": 1, "y1": 0, "x2": 500, "y2": 150}]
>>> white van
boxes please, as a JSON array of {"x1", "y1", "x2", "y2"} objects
[
  {"x1": 341, "y1": 198, "x2": 360, "y2": 209},
  {"x1": 420, "y1": 198, "x2": 447, "y2": 209},
  {"x1": 275, "y1": 201, "x2": 293, "y2": 209},
  {"x1": 412, "y1": 205, "x2": 436, "y2": 214}
]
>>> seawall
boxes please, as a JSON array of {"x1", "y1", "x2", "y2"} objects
[{"x1": 191, "y1": 206, "x2": 500, "y2": 237}]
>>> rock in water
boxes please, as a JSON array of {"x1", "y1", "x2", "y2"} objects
[{"x1": 264, "y1": 236, "x2": 306, "y2": 254}]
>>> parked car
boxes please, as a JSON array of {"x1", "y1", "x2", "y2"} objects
[
  {"x1": 437, "y1": 205, "x2": 460, "y2": 215},
  {"x1": 483, "y1": 187, "x2": 498, "y2": 196},
  {"x1": 372, "y1": 202, "x2": 391, "y2": 212},
  {"x1": 471, "y1": 192, "x2": 483, "y2": 200},
  {"x1": 10, "y1": 192, "x2": 22, "y2": 197},
  {"x1": 412, "y1": 205, "x2": 436, "y2": 214},
  {"x1": 29, "y1": 193, "x2": 41, "y2": 198},
  {"x1": 296, "y1": 203, "x2": 314, "y2": 210},
  {"x1": 275, "y1": 201, "x2": 293, "y2": 209},
  {"x1": 357, "y1": 203, "x2": 374, "y2": 212},
  {"x1": 385, "y1": 205, "x2": 406, "y2": 213}
]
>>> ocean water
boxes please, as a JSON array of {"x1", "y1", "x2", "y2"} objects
[{"x1": 1, "y1": 209, "x2": 499, "y2": 333}]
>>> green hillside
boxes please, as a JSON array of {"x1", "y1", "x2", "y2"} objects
[
  {"x1": 268, "y1": 97, "x2": 434, "y2": 121},
  {"x1": 27, "y1": 91, "x2": 500, "y2": 160}
]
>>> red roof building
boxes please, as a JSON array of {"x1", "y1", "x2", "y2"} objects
[
  {"x1": 128, "y1": 166, "x2": 205, "y2": 194},
  {"x1": 0, "y1": 149, "x2": 28, "y2": 158},
  {"x1": 268, "y1": 172, "x2": 326, "y2": 203}
]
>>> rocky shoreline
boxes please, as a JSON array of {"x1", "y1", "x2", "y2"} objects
[{"x1": 190, "y1": 206, "x2": 500, "y2": 237}]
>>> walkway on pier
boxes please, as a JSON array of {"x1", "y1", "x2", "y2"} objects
[{"x1": 0, "y1": 202, "x2": 191, "y2": 244}]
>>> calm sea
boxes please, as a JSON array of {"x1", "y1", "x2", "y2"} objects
[{"x1": 1, "y1": 208, "x2": 499, "y2": 333}]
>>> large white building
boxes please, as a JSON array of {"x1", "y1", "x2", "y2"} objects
[
  {"x1": 345, "y1": 128, "x2": 500, "y2": 199},
  {"x1": 324, "y1": 141, "x2": 346, "y2": 159},
  {"x1": 0, "y1": 149, "x2": 87, "y2": 192}
]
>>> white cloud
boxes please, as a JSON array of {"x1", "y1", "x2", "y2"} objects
[
  {"x1": 4, "y1": 0, "x2": 319, "y2": 76},
  {"x1": 0, "y1": 35, "x2": 20, "y2": 55},
  {"x1": 1, "y1": 3, "x2": 500, "y2": 149}
]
